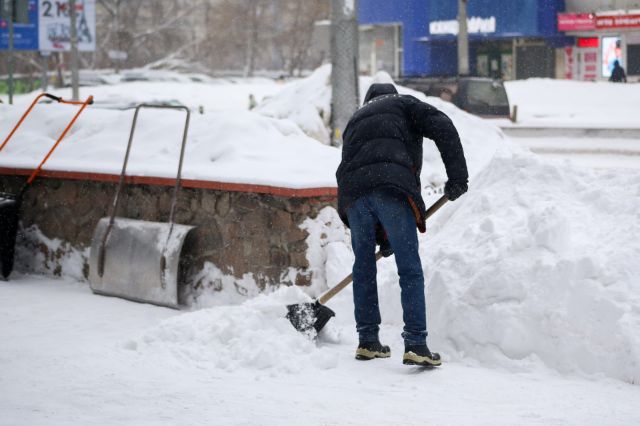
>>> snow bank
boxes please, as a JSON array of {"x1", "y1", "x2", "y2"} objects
[
  {"x1": 421, "y1": 149, "x2": 640, "y2": 383},
  {"x1": 504, "y1": 78, "x2": 640, "y2": 128},
  {"x1": 256, "y1": 64, "x2": 332, "y2": 144},
  {"x1": 13, "y1": 73, "x2": 282, "y2": 113},
  {"x1": 0, "y1": 104, "x2": 340, "y2": 188}
]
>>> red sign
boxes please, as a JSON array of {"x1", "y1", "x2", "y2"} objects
[
  {"x1": 596, "y1": 14, "x2": 640, "y2": 29},
  {"x1": 577, "y1": 37, "x2": 599, "y2": 48},
  {"x1": 558, "y1": 13, "x2": 596, "y2": 31}
]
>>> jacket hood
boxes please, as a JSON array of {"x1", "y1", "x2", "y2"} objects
[{"x1": 364, "y1": 83, "x2": 398, "y2": 104}]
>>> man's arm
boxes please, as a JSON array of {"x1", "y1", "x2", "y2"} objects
[{"x1": 409, "y1": 101, "x2": 469, "y2": 199}]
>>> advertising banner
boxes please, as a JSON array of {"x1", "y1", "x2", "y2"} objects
[
  {"x1": 38, "y1": 0, "x2": 95, "y2": 51},
  {"x1": 601, "y1": 36, "x2": 622, "y2": 78}
]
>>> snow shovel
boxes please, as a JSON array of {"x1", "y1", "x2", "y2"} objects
[
  {"x1": 88, "y1": 104, "x2": 195, "y2": 309},
  {"x1": 0, "y1": 93, "x2": 94, "y2": 279},
  {"x1": 286, "y1": 195, "x2": 449, "y2": 335}
]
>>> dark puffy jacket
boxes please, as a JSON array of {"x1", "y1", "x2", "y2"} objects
[{"x1": 336, "y1": 83, "x2": 468, "y2": 232}]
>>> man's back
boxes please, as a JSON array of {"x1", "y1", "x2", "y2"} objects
[{"x1": 336, "y1": 83, "x2": 468, "y2": 232}]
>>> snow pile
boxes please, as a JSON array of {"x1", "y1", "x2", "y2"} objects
[
  {"x1": 256, "y1": 64, "x2": 332, "y2": 144},
  {"x1": 504, "y1": 78, "x2": 640, "y2": 128},
  {"x1": 0, "y1": 104, "x2": 340, "y2": 188},
  {"x1": 15, "y1": 225, "x2": 88, "y2": 281},
  {"x1": 129, "y1": 286, "x2": 339, "y2": 373},
  {"x1": 299, "y1": 207, "x2": 353, "y2": 295},
  {"x1": 13, "y1": 74, "x2": 282, "y2": 113},
  {"x1": 184, "y1": 262, "x2": 262, "y2": 308}
]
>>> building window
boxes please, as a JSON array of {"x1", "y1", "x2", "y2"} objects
[{"x1": 628, "y1": 44, "x2": 640, "y2": 75}]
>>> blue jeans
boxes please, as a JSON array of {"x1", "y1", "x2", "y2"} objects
[{"x1": 346, "y1": 189, "x2": 427, "y2": 346}]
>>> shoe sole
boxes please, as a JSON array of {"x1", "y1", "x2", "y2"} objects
[
  {"x1": 355, "y1": 348, "x2": 391, "y2": 360},
  {"x1": 402, "y1": 351, "x2": 442, "y2": 367}
]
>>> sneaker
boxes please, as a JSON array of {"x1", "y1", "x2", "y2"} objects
[
  {"x1": 355, "y1": 341, "x2": 391, "y2": 360},
  {"x1": 403, "y1": 344, "x2": 442, "y2": 367}
]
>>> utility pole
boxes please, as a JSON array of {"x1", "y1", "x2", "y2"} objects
[
  {"x1": 114, "y1": 0, "x2": 120, "y2": 74},
  {"x1": 244, "y1": 1, "x2": 258, "y2": 78},
  {"x1": 69, "y1": 0, "x2": 80, "y2": 100},
  {"x1": 40, "y1": 52, "x2": 49, "y2": 91},
  {"x1": 330, "y1": 0, "x2": 359, "y2": 147},
  {"x1": 7, "y1": 0, "x2": 15, "y2": 104},
  {"x1": 457, "y1": 0, "x2": 469, "y2": 76}
]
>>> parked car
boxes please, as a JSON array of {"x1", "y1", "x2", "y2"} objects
[{"x1": 398, "y1": 76, "x2": 511, "y2": 118}]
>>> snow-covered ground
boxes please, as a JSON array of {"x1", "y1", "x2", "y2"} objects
[
  {"x1": 2, "y1": 71, "x2": 640, "y2": 424},
  {"x1": 2, "y1": 275, "x2": 639, "y2": 426},
  {"x1": 501, "y1": 78, "x2": 640, "y2": 170}
]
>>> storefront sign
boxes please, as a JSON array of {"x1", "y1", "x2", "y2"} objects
[
  {"x1": 429, "y1": 16, "x2": 496, "y2": 35},
  {"x1": 557, "y1": 13, "x2": 596, "y2": 31},
  {"x1": 596, "y1": 14, "x2": 640, "y2": 29}
]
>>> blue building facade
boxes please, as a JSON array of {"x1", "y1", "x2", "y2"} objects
[{"x1": 358, "y1": 0, "x2": 569, "y2": 79}]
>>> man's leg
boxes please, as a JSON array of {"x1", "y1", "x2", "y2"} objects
[
  {"x1": 346, "y1": 196, "x2": 381, "y2": 343},
  {"x1": 368, "y1": 190, "x2": 427, "y2": 346}
]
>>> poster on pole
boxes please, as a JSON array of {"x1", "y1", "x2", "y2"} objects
[{"x1": 38, "y1": 0, "x2": 95, "y2": 51}]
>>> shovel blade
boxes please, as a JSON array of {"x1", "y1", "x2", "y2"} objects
[
  {"x1": 89, "y1": 217, "x2": 194, "y2": 308},
  {"x1": 0, "y1": 193, "x2": 20, "y2": 280},
  {"x1": 286, "y1": 300, "x2": 335, "y2": 335}
]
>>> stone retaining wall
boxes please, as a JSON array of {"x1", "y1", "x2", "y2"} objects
[{"x1": 1, "y1": 174, "x2": 337, "y2": 298}]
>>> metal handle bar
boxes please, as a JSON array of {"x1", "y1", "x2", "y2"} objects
[
  {"x1": 98, "y1": 104, "x2": 191, "y2": 278},
  {"x1": 106, "y1": 104, "x2": 191, "y2": 226}
]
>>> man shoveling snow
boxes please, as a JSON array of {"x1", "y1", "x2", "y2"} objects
[{"x1": 336, "y1": 83, "x2": 468, "y2": 366}]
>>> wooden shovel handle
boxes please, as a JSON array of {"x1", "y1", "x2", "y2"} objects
[
  {"x1": 318, "y1": 195, "x2": 449, "y2": 305},
  {"x1": 318, "y1": 251, "x2": 383, "y2": 305}
]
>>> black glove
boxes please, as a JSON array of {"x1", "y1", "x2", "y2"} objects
[
  {"x1": 375, "y1": 224, "x2": 394, "y2": 258},
  {"x1": 444, "y1": 180, "x2": 468, "y2": 201}
]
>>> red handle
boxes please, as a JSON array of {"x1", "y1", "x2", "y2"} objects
[{"x1": 26, "y1": 95, "x2": 94, "y2": 185}]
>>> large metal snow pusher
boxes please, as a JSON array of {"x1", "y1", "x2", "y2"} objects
[
  {"x1": 89, "y1": 104, "x2": 195, "y2": 308},
  {"x1": 0, "y1": 93, "x2": 94, "y2": 279}
]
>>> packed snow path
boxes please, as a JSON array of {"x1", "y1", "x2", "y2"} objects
[{"x1": 1, "y1": 275, "x2": 639, "y2": 426}]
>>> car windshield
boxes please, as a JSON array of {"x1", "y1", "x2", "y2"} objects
[{"x1": 466, "y1": 80, "x2": 509, "y2": 107}]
